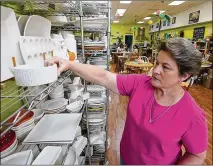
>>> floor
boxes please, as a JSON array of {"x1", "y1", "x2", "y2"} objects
[{"x1": 107, "y1": 64, "x2": 212, "y2": 165}]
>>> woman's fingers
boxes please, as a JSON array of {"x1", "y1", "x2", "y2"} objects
[
  {"x1": 45, "y1": 56, "x2": 70, "y2": 76},
  {"x1": 44, "y1": 56, "x2": 60, "y2": 66}
]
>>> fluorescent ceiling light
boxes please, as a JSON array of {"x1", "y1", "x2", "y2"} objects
[
  {"x1": 116, "y1": 9, "x2": 126, "y2": 14},
  {"x1": 153, "y1": 10, "x2": 165, "y2": 14},
  {"x1": 168, "y1": 1, "x2": 185, "y2": 5},
  {"x1": 137, "y1": 21, "x2": 144, "y2": 24},
  {"x1": 120, "y1": 1, "x2": 132, "y2": 4},
  {"x1": 113, "y1": 20, "x2": 119, "y2": 23},
  {"x1": 115, "y1": 9, "x2": 126, "y2": 16},
  {"x1": 144, "y1": 17, "x2": 151, "y2": 20}
]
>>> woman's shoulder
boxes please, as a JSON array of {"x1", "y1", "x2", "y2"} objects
[{"x1": 181, "y1": 91, "x2": 206, "y2": 120}]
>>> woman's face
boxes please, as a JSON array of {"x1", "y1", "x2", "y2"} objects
[{"x1": 151, "y1": 50, "x2": 183, "y2": 88}]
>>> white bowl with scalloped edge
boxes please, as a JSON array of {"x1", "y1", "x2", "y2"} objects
[{"x1": 13, "y1": 64, "x2": 57, "y2": 86}]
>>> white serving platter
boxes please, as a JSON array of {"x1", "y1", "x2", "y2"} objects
[
  {"x1": 1, "y1": 6, "x2": 24, "y2": 82},
  {"x1": 32, "y1": 146, "x2": 62, "y2": 165},
  {"x1": 17, "y1": 15, "x2": 29, "y2": 36},
  {"x1": 1, "y1": 150, "x2": 33, "y2": 165},
  {"x1": 24, "y1": 15, "x2": 51, "y2": 37},
  {"x1": 23, "y1": 114, "x2": 82, "y2": 143}
]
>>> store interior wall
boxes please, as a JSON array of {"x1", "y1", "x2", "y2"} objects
[
  {"x1": 150, "y1": 1, "x2": 212, "y2": 33},
  {"x1": 151, "y1": 21, "x2": 212, "y2": 40},
  {"x1": 110, "y1": 24, "x2": 150, "y2": 45},
  {"x1": 1, "y1": 80, "x2": 24, "y2": 122}
]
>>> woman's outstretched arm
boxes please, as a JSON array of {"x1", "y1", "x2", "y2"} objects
[{"x1": 45, "y1": 56, "x2": 119, "y2": 94}]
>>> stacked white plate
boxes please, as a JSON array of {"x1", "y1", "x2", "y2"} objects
[
  {"x1": 41, "y1": 98, "x2": 68, "y2": 114},
  {"x1": 71, "y1": 136, "x2": 88, "y2": 156},
  {"x1": 88, "y1": 95, "x2": 107, "y2": 105},
  {"x1": 90, "y1": 131, "x2": 106, "y2": 145},
  {"x1": 88, "y1": 103, "x2": 105, "y2": 112},
  {"x1": 87, "y1": 85, "x2": 106, "y2": 93},
  {"x1": 12, "y1": 119, "x2": 35, "y2": 141},
  {"x1": 94, "y1": 144, "x2": 105, "y2": 153},
  {"x1": 49, "y1": 84, "x2": 64, "y2": 99},
  {"x1": 93, "y1": 135, "x2": 110, "y2": 153},
  {"x1": 82, "y1": 113, "x2": 106, "y2": 126},
  {"x1": 66, "y1": 100, "x2": 84, "y2": 113},
  {"x1": 1, "y1": 150, "x2": 33, "y2": 165}
]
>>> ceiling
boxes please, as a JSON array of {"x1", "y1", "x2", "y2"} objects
[{"x1": 111, "y1": 1, "x2": 206, "y2": 25}]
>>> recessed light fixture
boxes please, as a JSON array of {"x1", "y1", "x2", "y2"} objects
[
  {"x1": 115, "y1": 9, "x2": 127, "y2": 16},
  {"x1": 137, "y1": 21, "x2": 144, "y2": 24},
  {"x1": 113, "y1": 20, "x2": 119, "y2": 23},
  {"x1": 168, "y1": 1, "x2": 185, "y2": 5},
  {"x1": 153, "y1": 10, "x2": 165, "y2": 14},
  {"x1": 120, "y1": 1, "x2": 132, "y2": 4},
  {"x1": 144, "y1": 17, "x2": 151, "y2": 20}
]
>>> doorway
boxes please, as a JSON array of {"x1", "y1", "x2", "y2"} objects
[{"x1": 125, "y1": 34, "x2": 133, "y2": 51}]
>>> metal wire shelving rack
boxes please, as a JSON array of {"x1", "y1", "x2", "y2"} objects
[{"x1": 1, "y1": 0, "x2": 111, "y2": 165}]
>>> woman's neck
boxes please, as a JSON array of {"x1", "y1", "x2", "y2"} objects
[{"x1": 154, "y1": 84, "x2": 184, "y2": 106}]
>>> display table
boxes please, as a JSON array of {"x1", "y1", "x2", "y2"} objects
[
  {"x1": 124, "y1": 61, "x2": 153, "y2": 74},
  {"x1": 201, "y1": 61, "x2": 212, "y2": 68}
]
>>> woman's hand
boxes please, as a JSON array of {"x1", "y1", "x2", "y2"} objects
[{"x1": 45, "y1": 56, "x2": 72, "y2": 76}]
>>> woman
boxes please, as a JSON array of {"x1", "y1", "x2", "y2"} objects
[
  {"x1": 133, "y1": 45, "x2": 139, "y2": 54},
  {"x1": 45, "y1": 37, "x2": 208, "y2": 164}
]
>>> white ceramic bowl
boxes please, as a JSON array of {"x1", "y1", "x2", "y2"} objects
[
  {"x1": 31, "y1": 109, "x2": 44, "y2": 122},
  {"x1": 1, "y1": 140, "x2": 18, "y2": 159},
  {"x1": 13, "y1": 64, "x2": 57, "y2": 86},
  {"x1": 66, "y1": 100, "x2": 83, "y2": 113},
  {"x1": 64, "y1": 147, "x2": 78, "y2": 165}
]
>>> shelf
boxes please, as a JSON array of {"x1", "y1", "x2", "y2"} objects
[
  {"x1": 1, "y1": 0, "x2": 81, "y2": 16},
  {"x1": 1, "y1": 0, "x2": 111, "y2": 164},
  {"x1": 1, "y1": 70, "x2": 72, "y2": 136},
  {"x1": 51, "y1": 26, "x2": 107, "y2": 32},
  {"x1": 1, "y1": 0, "x2": 109, "y2": 17},
  {"x1": 78, "y1": 50, "x2": 107, "y2": 55}
]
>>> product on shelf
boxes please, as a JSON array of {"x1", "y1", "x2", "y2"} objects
[
  {"x1": 1, "y1": 150, "x2": 33, "y2": 165},
  {"x1": 13, "y1": 64, "x2": 58, "y2": 87}
]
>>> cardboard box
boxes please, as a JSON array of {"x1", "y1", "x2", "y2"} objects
[{"x1": 203, "y1": 75, "x2": 213, "y2": 89}]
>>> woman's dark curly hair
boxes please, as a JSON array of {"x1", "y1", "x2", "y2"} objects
[{"x1": 157, "y1": 37, "x2": 202, "y2": 76}]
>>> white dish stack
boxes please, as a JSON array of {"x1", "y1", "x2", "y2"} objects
[
  {"x1": 12, "y1": 119, "x2": 35, "y2": 141},
  {"x1": 49, "y1": 84, "x2": 64, "y2": 99},
  {"x1": 41, "y1": 98, "x2": 68, "y2": 114}
]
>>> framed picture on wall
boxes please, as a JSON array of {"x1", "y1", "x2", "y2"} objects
[
  {"x1": 193, "y1": 27, "x2": 205, "y2": 40},
  {"x1": 189, "y1": 10, "x2": 200, "y2": 24},
  {"x1": 172, "y1": 17, "x2": 176, "y2": 24}
]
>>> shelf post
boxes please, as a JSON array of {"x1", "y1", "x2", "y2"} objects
[
  {"x1": 105, "y1": 0, "x2": 111, "y2": 164},
  {"x1": 79, "y1": 1, "x2": 85, "y2": 59}
]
